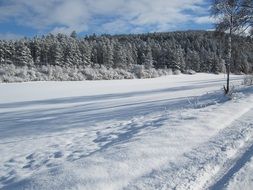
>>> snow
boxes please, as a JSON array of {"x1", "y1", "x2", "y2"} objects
[
  {"x1": 0, "y1": 73, "x2": 253, "y2": 190},
  {"x1": 0, "y1": 73, "x2": 241, "y2": 104},
  {"x1": 225, "y1": 154, "x2": 253, "y2": 190}
]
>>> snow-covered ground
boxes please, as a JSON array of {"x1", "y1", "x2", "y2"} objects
[
  {"x1": 225, "y1": 153, "x2": 253, "y2": 190},
  {"x1": 0, "y1": 73, "x2": 253, "y2": 190}
]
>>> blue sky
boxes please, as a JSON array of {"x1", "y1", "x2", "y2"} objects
[{"x1": 0, "y1": 0, "x2": 214, "y2": 39}]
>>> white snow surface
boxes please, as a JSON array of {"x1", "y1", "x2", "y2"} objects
[
  {"x1": 225, "y1": 155, "x2": 253, "y2": 190},
  {"x1": 0, "y1": 73, "x2": 253, "y2": 190}
]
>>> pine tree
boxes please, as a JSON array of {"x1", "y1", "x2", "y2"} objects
[
  {"x1": 113, "y1": 42, "x2": 127, "y2": 69},
  {"x1": 14, "y1": 41, "x2": 33, "y2": 66},
  {"x1": 50, "y1": 41, "x2": 63, "y2": 65},
  {"x1": 70, "y1": 31, "x2": 77, "y2": 39},
  {"x1": 91, "y1": 46, "x2": 98, "y2": 65},
  {"x1": 0, "y1": 41, "x2": 5, "y2": 64},
  {"x1": 167, "y1": 45, "x2": 185, "y2": 71},
  {"x1": 186, "y1": 50, "x2": 200, "y2": 72},
  {"x1": 79, "y1": 40, "x2": 92, "y2": 66},
  {"x1": 5, "y1": 41, "x2": 15, "y2": 64},
  {"x1": 30, "y1": 38, "x2": 41, "y2": 65},
  {"x1": 143, "y1": 47, "x2": 154, "y2": 69},
  {"x1": 102, "y1": 39, "x2": 114, "y2": 68}
]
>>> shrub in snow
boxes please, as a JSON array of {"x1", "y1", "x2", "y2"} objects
[
  {"x1": 99, "y1": 66, "x2": 115, "y2": 80},
  {"x1": 35, "y1": 71, "x2": 48, "y2": 81},
  {"x1": 73, "y1": 71, "x2": 85, "y2": 81},
  {"x1": 83, "y1": 67, "x2": 102, "y2": 80},
  {"x1": 0, "y1": 63, "x2": 173, "y2": 83},
  {"x1": 147, "y1": 68, "x2": 159, "y2": 78},
  {"x1": 173, "y1": 70, "x2": 181, "y2": 75},
  {"x1": 27, "y1": 69, "x2": 38, "y2": 81},
  {"x1": 50, "y1": 66, "x2": 66, "y2": 81},
  {"x1": 184, "y1": 69, "x2": 196, "y2": 75},
  {"x1": 81, "y1": 66, "x2": 134, "y2": 80},
  {"x1": 2, "y1": 75, "x2": 23, "y2": 83},
  {"x1": 132, "y1": 65, "x2": 160, "y2": 79},
  {"x1": 40, "y1": 65, "x2": 50, "y2": 74},
  {"x1": 0, "y1": 69, "x2": 5, "y2": 76},
  {"x1": 157, "y1": 69, "x2": 173, "y2": 76},
  {"x1": 243, "y1": 75, "x2": 253, "y2": 86},
  {"x1": 15, "y1": 68, "x2": 27, "y2": 79},
  {"x1": 119, "y1": 69, "x2": 135, "y2": 79},
  {"x1": 132, "y1": 65, "x2": 144, "y2": 78}
]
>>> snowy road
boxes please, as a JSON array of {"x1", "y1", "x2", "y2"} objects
[{"x1": 0, "y1": 74, "x2": 253, "y2": 190}]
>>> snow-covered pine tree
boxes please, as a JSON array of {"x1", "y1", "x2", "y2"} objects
[
  {"x1": 70, "y1": 31, "x2": 77, "y2": 39},
  {"x1": 79, "y1": 40, "x2": 92, "y2": 66},
  {"x1": 0, "y1": 41, "x2": 5, "y2": 64},
  {"x1": 113, "y1": 42, "x2": 127, "y2": 69},
  {"x1": 143, "y1": 47, "x2": 154, "y2": 69},
  {"x1": 185, "y1": 50, "x2": 200, "y2": 72},
  {"x1": 14, "y1": 41, "x2": 33, "y2": 66},
  {"x1": 167, "y1": 45, "x2": 185, "y2": 72},
  {"x1": 49, "y1": 41, "x2": 63, "y2": 66},
  {"x1": 30, "y1": 38, "x2": 41, "y2": 65},
  {"x1": 102, "y1": 38, "x2": 114, "y2": 68}
]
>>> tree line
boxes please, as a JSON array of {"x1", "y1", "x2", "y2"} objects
[{"x1": 0, "y1": 30, "x2": 253, "y2": 75}]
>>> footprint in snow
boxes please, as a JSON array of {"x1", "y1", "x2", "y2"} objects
[{"x1": 53, "y1": 151, "x2": 64, "y2": 158}]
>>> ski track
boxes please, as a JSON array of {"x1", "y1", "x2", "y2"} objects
[
  {"x1": 209, "y1": 142, "x2": 253, "y2": 190},
  {"x1": 0, "y1": 74, "x2": 253, "y2": 190},
  {"x1": 223, "y1": 149, "x2": 253, "y2": 190}
]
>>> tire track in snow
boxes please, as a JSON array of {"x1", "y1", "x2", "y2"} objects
[{"x1": 209, "y1": 137, "x2": 253, "y2": 190}]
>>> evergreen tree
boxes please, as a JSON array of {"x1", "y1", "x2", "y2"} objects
[
  {"x1": 30, "y1": 38, "x2": 41, "y2": 65},
  {"x1": 185, "y1": 50, "x2": 200, "y2": 72},
  {"x1": 49, "y1": 41, "x2": 63, "y2": 65},
  {"x1": 70, "y1": 31, "x2": 77, "y2": 39},
  {"x1": 79, "y1": 40, "x2": 92, "y2": 66},
  {"x1": 15, "y1": 41, "x2": 33, "y2": 66},
  {"x1": 143, "y1": 47, "x2": 154, "y2": 69},
  {"x1": 113, "y1": 43, "x2": 127, "y2": 69},
  {"x1": 0, "y1": 41, "x2": 5, "y2": 64},
  {"x1": 102, "y1": 39, "x2": 114, "y2": 68}
]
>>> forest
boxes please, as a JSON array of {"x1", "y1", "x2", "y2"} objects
[{"x1": 0, "y1": 30, "x2": 252, "y2": 82}]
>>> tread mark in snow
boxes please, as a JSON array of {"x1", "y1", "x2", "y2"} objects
[{"x1": 209, "y1": 142, "x2": 253, "y2": 190}]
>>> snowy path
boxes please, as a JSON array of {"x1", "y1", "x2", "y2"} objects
[{"x1": 0, "y1": 74, "x2": 253, "y2": 190}]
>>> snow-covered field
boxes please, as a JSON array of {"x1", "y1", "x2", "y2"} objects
[{"x1": 0, "y1": 73, "x2": 253, "y2": 190}]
